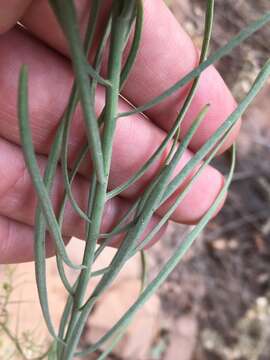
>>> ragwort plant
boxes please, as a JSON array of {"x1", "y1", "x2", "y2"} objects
[{"x1": 16, "y1": 0, "x2": 270, "y2": 359}]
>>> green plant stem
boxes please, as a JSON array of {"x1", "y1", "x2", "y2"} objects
[
  {"x1": 86, "y1": 61, "x2": 213, "y2": 310},
  {"x1": 33, "y1": 120, "x2": 65, "y2": 339},
  {"x1": 49, "y1": 0, "x2": 106, "y2": 184},
  {"x1": 59, "y1": 0, "x2": 108, "y2": 224},
  {"x1": 27, "y1": 0, "x2": 103, "y2": 342},
  {"x1": 160, "y1": 59, "x2": 270, "y2": 208},
  {"x1": 76, "y1": 57, "x2": 270, "y2": 357},
  {"x1": 72, "y1": 1, "x2": 214, "y2": 324},
  {"x1": 17, "y1": 0, "x2": 270, "y2": 358},
  {"x1": 120, "y1": 0, "x2": 143, "y2": 87},
  {"x1": 133, "y1": 128, "x2": 234, "y2": 253},
  {"x1": 58, "y1": 0, "x2": 142, "y2": 227},
  {"x1": 136, "y1": 104, "x2": 209, "y2": 218},
  {"x1": 77, "y1": 145, "x2": 236, "y2": 357},
  {"x1": 57, "y1": 7, "x2": 111, "y2": 350},
  {"x1": 61, "y1": 4, "x2": 135, "y2": 358},
  {"x1": 60, "y1": 87, "x2": 92, "y2": 223},
  {"x1": 18, "y1": 67, "x2": 81, "y2": 270},
  {"x1": 118, "y1": 11, "x2": 270, "y2": 118},
  {"x1": 107, "y1": 0, "x2": 214, "y2": 200},
  {"x1": 62, "y1": 297, "x2": 96, "y2": 360}
]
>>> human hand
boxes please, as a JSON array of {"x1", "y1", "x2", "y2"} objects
[{"x1": 0, "y1": 0, "x2": 240, "y2": 263}]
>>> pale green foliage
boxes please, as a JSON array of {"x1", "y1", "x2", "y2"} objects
[{"x1": 16, "y1": 1, "x2": 270, "y2": 359}]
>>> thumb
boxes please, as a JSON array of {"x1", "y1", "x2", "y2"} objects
[{"x1": 0, "y1": 0, "x2": 33, "y2": 33}]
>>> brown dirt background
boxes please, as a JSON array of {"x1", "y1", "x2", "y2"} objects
[{"x1": 158, "y1": 1, "x2": 270, "y2": 359}]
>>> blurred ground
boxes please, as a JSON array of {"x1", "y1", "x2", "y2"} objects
[
  {"x1": 156, "y1": 1, "x2": 270, "y2": 359},
  {"x1": 0, "y1": 1, "x2": 269, "y2": 359}
]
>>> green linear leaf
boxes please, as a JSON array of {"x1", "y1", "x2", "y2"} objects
[
  {"x1": 33, "y1": 121, "x2": 64, "y2": 340},
  {"x1": 49, "y1": 0, "x2": 105, "y2": 184},
  {"x1": 118, "y1": 11, "x2": 270, "y2": 118},
  {"x1": 134, "y1": 127, "x2": 233, "y2": 253},
  {"x1": 107, "y1": 0, "x2": 214, "y2": 200},
  {"x1": 161, "y1": 59, "x2": 270, "y2": 206},
  {"x1": 60, "y1": 87, "x2": 92, "y2": 223},
  {"x1": 76, "y1": 144, "x2": 236, "y2": 357},
  {"x1": 18, "y1": 65, "x2": 82, "y2": 271},
  {"x1": 120, "y1": 0, "x2": 144, "y2": 86}
]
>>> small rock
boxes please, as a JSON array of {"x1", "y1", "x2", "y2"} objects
[{"x1": 211, "y1": 239, "x2": 227, "y2": 251}]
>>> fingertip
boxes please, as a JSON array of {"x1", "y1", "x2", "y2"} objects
[
  {"x1": 217, "y1": 117, "x2": 242, "y2": 155},
  {"x1": 143, "y1": 219, "x2": 169, "y2": 249},
  {"x1": 0, "y1": 214, "x2": 70, "y2": 264},
  {"x1": 100, "y1": 215, "x2": 168, "y2": 250},
  {"x1": 180, "y1": 65, "x2": 242, "y2": 153},
  {"x1": 211, "y1": 189, "x2": 227, "y2": 220},
  {"x1": 158, "y1": 165, "x2": 225, "y2": 225}
]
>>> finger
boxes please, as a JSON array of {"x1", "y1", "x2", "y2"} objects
[
  {"x1": 0, "y1": 28, "x2": 224, "y2": 224},
  {"x1": 0, "y1": 212, "x2": 167, "y2": 264},
  {"x1": 0, "y1": 0, "x2": 33, "y2": 33},
  {"x1": 158, "y1": 169, "x2": 226, "y2": 225},
  {"x1": 120, "y1": 0, "x2": 241, "y2": 153},
  {"x1": 0, "y1": 214, "x2": 166, "y2": 264},
  {"x1": 20, "y1": 0, "x2": 241, "y2": 153},
  {"x1": 0, "y1": 136, "x2": 166, "y2": 251},
  {"x1": 0, "y1": 215, "x2": 60, "y2": 263}
]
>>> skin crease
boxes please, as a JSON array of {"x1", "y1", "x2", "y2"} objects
[
  {"x1": 0, "y1": 1, "x2": 241, "y2": 263},
  {"x1": 0, "y1": 0, "x2": 32, "y2": 33}
]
